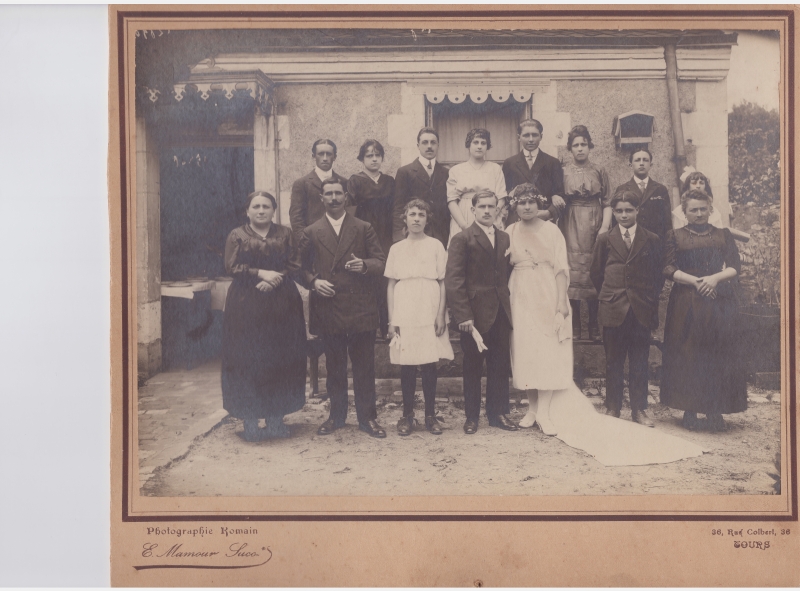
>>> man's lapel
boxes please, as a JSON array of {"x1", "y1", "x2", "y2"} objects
[
  {"x1": 431, "y1": 162, "x2": 448, "y2": 186},
  {"x1": 509, "y1": 151, "x2": 530, "y2": 181},
  {"x1": 627, "y1": 227, "x2": 647, "y2": 262},
  {"x1": 472, "y1": 223, "x2": 495, "y2": 260},
  {"x1": 315, "y1": 217, "x2": 339, "y2": 258},
  {"x1": 332, "y1": 213, "x2": 357, "y2": 270},
  {"x1": 608, "y1": 226, "x2": 629, "y2": 261},
  {"x1": 307, "y1": 170, "x2": 323, "y2": 193},
  {"x1": 411, "y1": 159, "x2": 432, "y2": 186}
]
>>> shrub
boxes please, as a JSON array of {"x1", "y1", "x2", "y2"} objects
[{"x1": 728, "y1": 102, "x2": 780, "y2": 205}]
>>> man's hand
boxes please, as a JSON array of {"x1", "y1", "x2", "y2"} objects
[
  {"x1": 313, "y1": 278, "x2": 336, "y2": 297},
  {"x1": 551, "y1": 194, "x2": 567, "y2": 210},
  {"x1": 458, "y1": 319, "x2": 475, "y2": 333},
  {"x1": 344, "y1": 253, "x2": 366, "y2": 274}
]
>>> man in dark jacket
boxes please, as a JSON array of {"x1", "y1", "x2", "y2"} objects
[
  {"x1": 392, "y1": 127, "x2": 450, "y2": 247},
  {"x1": 298, "y1": 178, "x2": 387, "y2": 438},
  {"x1": 502, "y1": 119, "x2": 565, "y2": 225},
  {"x1": 445, "y1": 190, "x2": 517, "y2": 435},
  {"x1": 289, "y1": 139, "x2": 348, "y2": 241},
  {"x1": 590, "y1": 190, "x2": 664, "y2": 426},
  {"x1": 611, "y1": 148, "x2": 672, "y2": 241}
]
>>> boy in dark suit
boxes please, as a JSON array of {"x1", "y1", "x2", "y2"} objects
[
  {"x1": 445, "y1": 190, "x2": 517, "y2": 434},
  {"x1": 298, "y1": 178, "x2": 388, "y2": 438},
  {"x1": 289, "y1": 139, "x2": 348, "y2": 241},
  {"x1": 502, "y1": 119, "x2": 565, "y2": 225},
  {"x1": 392, "y1": 127, "x2": 450, "y2": 247},
  {"x1": 590, "y1": 190, "x2": 664, "y2": 426},
  {"x1": 611, "y1": 148, "x2": 672, "y2": 241}
]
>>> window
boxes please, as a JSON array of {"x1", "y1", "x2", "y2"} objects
[{"x1": 429, "y1": 96, "x2": 531, "y2": 166}]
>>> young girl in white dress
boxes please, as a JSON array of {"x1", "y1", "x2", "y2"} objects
[
  {"x1": 446, "y1": 128, "x2": 508, "y2": 244},
  {"x1": 386, "y1": 199, "x2": 454, "y2": 436},
  {"x1": 506, "y1": 183, "x2": 707, "y2": 466}
]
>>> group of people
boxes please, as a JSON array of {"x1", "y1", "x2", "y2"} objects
[{"x1": 218, "y1": 120, "x2": 745, "y2": 466}]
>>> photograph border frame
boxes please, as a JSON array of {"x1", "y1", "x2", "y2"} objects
[{"x1": 111, "y1": 5, "x2": 798, "y2": 524}]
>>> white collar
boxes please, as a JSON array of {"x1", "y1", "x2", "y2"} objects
[
  {"x1": 326, "y1": 212, "x2": 346, "y2": 229},
  {"x1": 418, "y1": 156, "x2": 437, "y2": 169},
  {"x1": 523, "y1": 148, "x2": 540, "y2": 160},
  {"x1": 634, "y1": 176, "x2": 649, "y2": 187},
  {"x1": 620, "y1": 223, "x2": 637, "y2": 239},
  {"x1": 477, "y1": 222, "x2": 495, "y2": 238},
  {"x1": 315, "y1": 167, "x2": 333, "y2": 182}
]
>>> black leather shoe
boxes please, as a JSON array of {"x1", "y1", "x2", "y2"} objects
[
  {"x1": 359, "y1": 419, "x2": 386, "y2": 438},
  {"x1": 602, "y1": 407, "x2": 621, "y2": 418},
  {"x1": 425, "y1": 415, "x2": 442, "y2": 435},
  {"x1": 488, "y1": 414, "x2": 519, "y2": 431},
  {"x1": 317, "y1": 418, "x2": 344, "y2": 436},
  {"x1": 463, "y1": 419, "x2": 478, "y2": 435},
  {"x1": 397, "y1": 416, "x2": 414, "y2": 436}
]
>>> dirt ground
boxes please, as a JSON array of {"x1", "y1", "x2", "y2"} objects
[{"x1": 142, "y1": 386, "x2": 781, "y2": 498}]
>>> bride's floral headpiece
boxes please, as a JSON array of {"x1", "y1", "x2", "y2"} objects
[{"x1": 509, "y1": 183, "x2": 548, "y2": 207}]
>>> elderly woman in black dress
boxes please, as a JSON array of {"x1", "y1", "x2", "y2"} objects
[
  {"x1": 221, "y1": 191, "x2": 307, "y2": 441},
  {"x1": 347, "y1": 139, "x2": 395, "y2": 337},
  {"x1": 660, "y1": 189, "x2": 747, "y2": 432}
]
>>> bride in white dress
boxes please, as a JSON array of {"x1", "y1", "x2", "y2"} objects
[{"x1": 506, "y1": 184, "x2": 706, "y2": 466}]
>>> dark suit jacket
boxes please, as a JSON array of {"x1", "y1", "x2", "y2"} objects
[
  {"x1": 445, "y1": 222, "x2": 513, "y2": 335},
  {"x1": 502, "y1": 150, "x2": 564, "y2": 224},
  {"x1": 289, "y1": 170, "x2": 349, "y2": 239},
  {"x1": 298, "y1": 213, "x2": 386, "y2": 336},
  {"x1": 590, "y1": 225, "x2": 664, "y2": 330},
  {"x1": 392, "y1": 159, "x2": 450, "y2": 247},
  {"x1": 612, "y1": 177, "x2": 673, "y2": 241}
]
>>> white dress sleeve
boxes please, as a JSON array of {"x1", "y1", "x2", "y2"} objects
[
  {"x1": 384, "y1": 242, "x2": 399, "y2": 279},
  {"x1": 552, "y1": 225, "x2": 570, "y2": 283},
  {"x1": 493, "y1": 163, "x2": 508, "y2": 199},
  {"x1": 434, "y1": 239, "x2": 447, "y2": 280},
  {"x1": 446, "y1": 165, "x2": 462, "y2": 204}
]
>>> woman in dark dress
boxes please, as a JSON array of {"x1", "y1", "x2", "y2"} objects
[
  {"x1": 560, "y1": 125, "x2": 611, "y2": 341},
  {"x1": 660, "y1": 189, "x2": 747, "y2": 432},
  {"x1": 221, "y1": 191, "x2": 307, "y2": 442},
  {"x1": 347, "y1": 139, "x2": 395, "y2": 337}
]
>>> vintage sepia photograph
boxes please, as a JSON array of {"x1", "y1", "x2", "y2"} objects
[
  {"x1": 109, "y1": 6, "x2": 799, "y2": 586},
  {"x1": 128, "y1": 22, "x2": 787, "y2": 500}
]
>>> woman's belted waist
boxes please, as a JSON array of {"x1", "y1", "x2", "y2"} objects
[
  {"x1": 567, "y1": 193, "x2": 603, "y2": 206},
  {"x1": 513, "y1": 260, "x2": 553, "y2": 270}
]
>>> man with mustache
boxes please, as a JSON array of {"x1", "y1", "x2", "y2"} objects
[
  {"x1": 297, "y1": 178, "x2": 388, "y2": 438},
  {"x1": 392, "y1": 127, "x2": 451, "y2": 248},
  {"x1": 289, "y1": 139, "x2": 348, "y2": 241}
]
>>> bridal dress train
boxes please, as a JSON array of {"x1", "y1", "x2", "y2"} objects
[{"x1": 506, "y1": 221, "x2": 705, "y2": 467}]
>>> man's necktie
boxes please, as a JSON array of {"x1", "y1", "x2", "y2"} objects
[
  {"x1": 623, "y1": 229, "x2": 632, "y2": 250},
  {"x1": 526, "y1": 153, "x2": 533, "y2": 169},
  {"x1": 637, "y1": 180, "x2": 646, "y2": 192}
]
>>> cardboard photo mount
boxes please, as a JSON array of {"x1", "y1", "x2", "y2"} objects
[{"x1": 110, "y1": 5, "x2": 799, "y2": 586}]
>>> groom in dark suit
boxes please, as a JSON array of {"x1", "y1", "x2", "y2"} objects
[
  {"x1": 298, "y1": 178, "x2": 387, "y2": 438},
  {"x1": 590, "y1": 191, "x2": 664, "y2": 427},
  {"x1": 289, "y1": 139, "x2": 348, "y2": 241},
  {"x1": 502, "y1": 119, "x2": 565, "y2": 225},
  {"x1": 611, "y1": 148, "x2": 673, "y2": 241},
  {"x1": 445, "y1": 191, "x2": 517, "y2": 434},
  {"x1": 392, "y1": 127, "x2": 450, "y2": 247}
]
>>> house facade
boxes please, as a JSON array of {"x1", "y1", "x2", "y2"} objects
[{"x1": 134, "y1": 28, "x2": 738, "y2": 378}]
